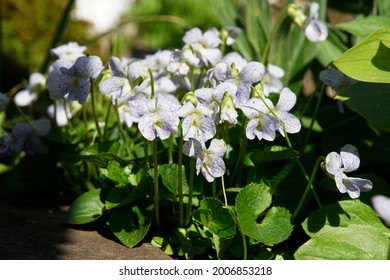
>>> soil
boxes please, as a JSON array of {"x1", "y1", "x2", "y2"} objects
[{"x1": 0, "y1": 191, "x2": 171, "y2": 260}]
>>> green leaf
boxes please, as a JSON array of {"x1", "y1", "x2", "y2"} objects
[
  {"x1": 193, "y1": 198, "x2": 236, "y2": 239},
  {"x1": 108, "y1": 204, "x2": 153, "y2": 248},
  {"x1": 336, "y1": 81, "x2": 390, "y2": 132},
  {"x1": 295, "y1": 200, "x2": 390, "y2": 260},
  {"x1": 106, "y1": 161, "x2": 131, "y2": 185},
  {"x1": 79, "y1": 141, "x2": 128, "y2": 166},
  {"x1": 337, "y1": 16, "x2": 390, "y2": 38},
  {"x1": 65, "y1": 189, "x2": 104, "y2": 224},
  {"x1": 248, "y1": 145, "x2": 299, "y2": 164},
  {"x1": 334, "y1": 27, "x2": 390, "y2": 83},
  {"x1": 105, "y1": 179, "x2": 152, "y2": 210},
  {"x1": 235, "y1": 182, "x2": 293, "y2": 246}
]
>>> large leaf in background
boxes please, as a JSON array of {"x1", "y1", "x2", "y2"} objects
[
  {"x1": 65, "y1": 189, "x2": 104, "y2": 224},
  {"x1": 337, "y1": 16, "x2": 390, "y2": 38},
  {"x1": 211, "y1": 0, "x2": 254, "y2": 60},
  {"x1": 295, "y1": 200, "x2": 390, "y2": 259},
  {"x1": 336, "y1": 81, "x2": 390, "y2": 132},
  {"x1": 334, "y1": 27, "x2": 390, "y2": 83},
  {"x1": 376, "y1": 0, "x2": 390, "y2": 16},
  {"x1": 245, "y1": 0, "x2": 271, "y2": 61},
  {"x1": 235, "y1": 182, "x2": 293, "y2": 246}
]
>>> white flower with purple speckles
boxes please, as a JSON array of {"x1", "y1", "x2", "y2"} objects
[
  {"x1": 273, "y1": 87, "x2": 301, "y2": 136},
  {"x1": 240, "y1": 97, "x2": 279, "y2": 141},
  {"x1": 14, "y1": 73, "x2": 45, "y2": 107},
  {"x1": 178, "y1": 101, "x2": 216, "y2": 143},
  {"x1": 128, "y1": 94, "x2": 180, "y2": 141},
  {"x1": 183, "y1": 27, "x2": 222, "y2": 66},
  {"x1": 46, "y1": 55, "x2": 103, "y2": 104},
  {"x1": 324, "y1": 144, "x2": 373, "y2": 198},
  {"x1": 183, "y1": 138, "x2": 227, "y2": 182}
]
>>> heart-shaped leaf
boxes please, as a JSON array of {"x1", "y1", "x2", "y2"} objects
[
  {"x1": 235, "y1": 183, "x2": 293, "y2": 246},
  {"x1": 108, "y1": 204, "x2": 153, "y2": 248}
]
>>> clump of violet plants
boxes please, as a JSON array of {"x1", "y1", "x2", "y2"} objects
[{"x1": 1, "y1": 1, "x2": 390, "y2": 260}]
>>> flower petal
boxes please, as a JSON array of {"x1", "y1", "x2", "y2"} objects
[
  {"x1": 238, "y1": 62, "x2": 265, "y2": 84},
  {"x1": 372, "y1": 195, "x2": 390, "y2": 226},
  {"x1": 183, "y1": 138, "x2": 203, "y2": 157},
  {"x1": 325, "y1": 151, "x2": 343, "y2": 176},
  {"x1": 208, "y1": 139, "x2": 226, "y2": 157},
  {"x1": 276, "y1": 87, "x2": 297, "y2": 112},
  {"x1": 340, "y1": 144, "x2": 360, "y2": 172}
]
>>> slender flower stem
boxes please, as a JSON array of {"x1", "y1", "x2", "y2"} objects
[
  {"x1": 153, "y1": 139, "x2": 160, "y2": 226},
  {"x1": 185, "y1": 157, "x2": 195, "y2": 226},
  {"x1": 102, "y1": 100, "x2": 112, "y2": 140},
  {"x1": 221, "y1": 175, "x2": 228, "y2": 207},
  {"x1": 227, "y1": 207, "x2": 247, "y2": 260},
  {"x1": 229, "y1": 126, "x2": 248, "y2": 188},
  {"x1": 114, "y1": 100, "x2": 131, "y2": 156},
  {"x1": 177, "y1": 135, "x2": 184, "y2": 226},
  {"x1": 300, "y1": 85, "x2": 325, "y2": 154},
  {"x1": 149, "y1": 69, "x2": 155, "y2": 98},
  {"x1": 90, "y1": 79, "x2": 102, "y2": 142},
  {"x1": 40, "y1": 0, "x2": 75, "y2": 73},
  {"x1": 293, "y1": 156, "x2": 325, "y2": 218},
  {"x1": 168, "y1": 134, "x2": 174, "y2": 164}
]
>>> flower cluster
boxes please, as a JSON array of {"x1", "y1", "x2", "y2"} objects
[{"x1": 6, "y1": 26, "x2": 303, "y2": 183}]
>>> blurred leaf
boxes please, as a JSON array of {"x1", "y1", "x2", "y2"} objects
[
  {"x1": 245, "y1": 0, "x2": 271, "y2": 61},
  {"x1": 235, "y1": 182, "x2": 293, "y2": 246},
  {"x1": 316, "y1": 30, "x2": 347, "y2": 67},
  {"x1": 108, "y1": 204, "x2": 153, "y2": 248},
  {"x1": 337, "y1": 16, "x2": 390, "y2": 38},
  {"x1": 334, "y1": 27, "x2": 390, "y2": 83},
  {"x1": 65, "y1": 189, "x2": 104, "y2": 224},
  {"x1": 337, "y1": 81, "x2": 390, "y2": 132},
  {"x1": 194, "y1": 198, "x2": 236, "y2": 239},
  {"x1": 376, "y1": 0, "x2": 390, "y2": 16},
  {"x1": 211, "y1": 0, "x2": 254, "y2": 60},
  {"x1": 295, "y1": 200, "x2": 390, "y2": 259},
  {"x1": 79, "y1": 141, "x2": 128, "y2": 166},
  {"x1": 248, "y1": 145, "x2": 299, "y2": 164}
]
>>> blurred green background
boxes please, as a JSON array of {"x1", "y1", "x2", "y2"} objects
[
  {"x1": 0, "y1": 0, "x2": 220, "y2": 93},
  {"x1": 0, "y1": 0, "x2": 377, "y2": 93}
]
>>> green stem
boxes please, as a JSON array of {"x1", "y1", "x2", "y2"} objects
[
  {"x1": 229, "y1": 127, "x2": 248, "y2": 188},
  {"x1": 300, "y1": 85, "x2": 325, "y2": 154},
  {"x1": 177, "y1": 135, "x2": 184, "y2": 227},
  {"x1": 168, "y1": 134, "x2": 174, "y2": 164},
  {"x1": 221, "y1": 175, "x2": 228, "y2": 207},
  {"x1": 90, "y1": 79, "x2": 102, "y2": 142},
  {"x1": 185, "y1": 157, "x2": 195, "y2": 225},
  {"x1": 227, "y1": 207, "x2": 247, "y2": 260},
  {"x1": 149, "y1": 69, "x2": 155, "y2": 98},
  {"x1": 102, "y1": 100, "x2": 112, "y2": 140},
  {"x1": 114, "y1": 100, "x2": 131, "y2": 156},
  {"x1": 40, "y1": 0, "x2": 75, "y2": 73},
  {"x1": 153, "y1": 139, "x2": 160, "y2": 226},
  {"x1": 292, "y1": 156, "x2": 325, "y2": 219},
  {"x1": 256, "y1": 89, "x2": 323, "y2": 214}
]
